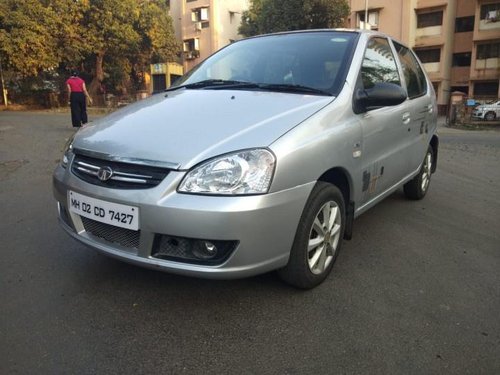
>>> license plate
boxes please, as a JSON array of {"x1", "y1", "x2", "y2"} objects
[{"x1": 68, "y1": 191, "x2": 139, "y2": 230}]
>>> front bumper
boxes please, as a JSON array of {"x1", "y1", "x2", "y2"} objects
[{"x1": 53, "y1": 164, "x2": 314, "y2": 279}]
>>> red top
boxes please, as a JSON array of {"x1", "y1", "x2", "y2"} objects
[{"x1": 66, "y1": 77, "x2": 85, "y2": 92}]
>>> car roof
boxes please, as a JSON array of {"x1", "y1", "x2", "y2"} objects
[{"x1": 243, "y1": 28, "x2": 408, "y2": 49}]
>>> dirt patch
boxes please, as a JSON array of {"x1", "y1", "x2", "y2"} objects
[{"x1": 0, "y1": 159, "x2": 29, "y2": 180}]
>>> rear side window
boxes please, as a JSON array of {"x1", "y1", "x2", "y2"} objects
[
  {"x1": 394, "y1": 42, "x2": 427, "y2": 99},
  {"x1": 361, "y1": 37, "x2": 401, "y2": 89}
]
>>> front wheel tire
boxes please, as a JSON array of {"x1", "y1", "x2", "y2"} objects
[
  {"x1": 404, "y1": 146, "x2": 434, "y2": 200},
  {"x1": 278, "y1": 182, "x2": 345, "y2": 289},
  {"x1": 485, "y1": 111, "x2": 496, "y2": 121}
]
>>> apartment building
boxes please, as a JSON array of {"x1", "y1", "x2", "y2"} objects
[
  {"x1": 170, "y1": 0, "x2": 249, "y2": 72},
  {"x1": 349, "y1": 0, "x2": 500, "y2": 113}
]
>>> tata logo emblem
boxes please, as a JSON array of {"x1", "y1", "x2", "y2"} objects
[{"x1": 97, "y1": 166, "x2": 113, "y2": 181}]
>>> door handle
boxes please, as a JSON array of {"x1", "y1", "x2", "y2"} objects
[
  {"x1": 402, "y1": 112, "x2": 411, "y2": 125},
  {"x1": 423, "y1": 104, "x2": 433, "y2": 114}
]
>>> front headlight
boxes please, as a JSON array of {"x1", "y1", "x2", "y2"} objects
[
  {"x1": 178, "y1": 149, "x2": 276, "y2": 195},
  {"x1": 61, "y1": 135, "x2": 74, "y2": 168}
]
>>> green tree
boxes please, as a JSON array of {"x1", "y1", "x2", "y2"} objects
[
  {"x1": 0, "y1": 0, "x2": 61, "y2": 76},
  {"x1": 0, "y1": 0, "x2": 86, "y2": 75},
  {"x1": 238, "y1": 0, "x2": 263, "y2": 37},
  {"x1": 304, "y1": 0, "x2": 350, "y2": 29},
  {"x1": 84, "y1": 0, "x2": 141, "y2": 100},
  {"x1": 84, "y1": 0, "x2": 179, "y2": 101},
  {"x1": 133, "y1": 0, "x2": 180, "y2": 90},
  {"x1": 239, "y1": 0, "x2": 350, "y2": 37},
  {"x1": 0, "y1": 0, "x2": 180, "y2": 104}
]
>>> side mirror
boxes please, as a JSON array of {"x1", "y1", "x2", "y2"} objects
[{"x1": 353, "y1": 82, "x2": 407, "y2": 113}]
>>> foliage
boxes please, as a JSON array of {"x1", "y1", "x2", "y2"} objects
[
  {"x1": 239, "y1": 0, "x2": 350, "y2": 37},
  {"x1": 0, "y1": 0, "x2": 61, "y2": 76},
  {"x1": 0, "y1": 0, "x2": 180, "y2": 103},
  {"x1": 238, "y1": 0, "x2": 263, "y2": 38}
]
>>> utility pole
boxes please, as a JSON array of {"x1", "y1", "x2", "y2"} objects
[
  {"x1": 0, "y1": 59, "x2": 7, "y2": 107},
  {"x1": 364, "y1": 0, "x2": 369, "y2": 30}
]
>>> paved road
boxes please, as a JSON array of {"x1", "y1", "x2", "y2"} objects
[{"x1": 1, "y1": 111, "x2": 499, "y2": 374}]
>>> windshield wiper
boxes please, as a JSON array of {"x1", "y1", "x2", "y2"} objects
[
  {"x1": 166, "y1": 80, "x2": 333, "y2": 96},
  {"x1": 256, "y1": 84, "x2": 333, "y2": 96},
  {"x1": 165, "y1": 79, "x2": 258, "y2": 91}
]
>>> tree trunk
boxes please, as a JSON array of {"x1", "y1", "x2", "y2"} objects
[{"x1": 89, "y1": 51, "x2": 105, "y2": 106}]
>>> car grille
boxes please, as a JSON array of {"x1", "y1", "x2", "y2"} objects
[
  {"x1": 71, "y1": 154, "x2": 170, "y2": 189},
  {"x1": 81, "y1": 216, "x2": 140, "y2": 249}
]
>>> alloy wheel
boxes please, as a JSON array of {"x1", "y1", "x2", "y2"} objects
[
  {"x1": 421, "y1": 151, "x2": 432, "y2": 192},
  {"x1": 307, "y1": 201, "x2": 342, "y2": 275}
]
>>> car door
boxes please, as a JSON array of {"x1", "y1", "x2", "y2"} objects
[
  {"x1": 393, "y1": 41, "x2": 435, "y2": 173},
  {"x1": 356, "y1": 37, "x2": 410, "y2": 206}
]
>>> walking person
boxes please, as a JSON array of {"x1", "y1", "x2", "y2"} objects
[{"x1": 66, "y1": 71, "x2": 92, "y2": 127}]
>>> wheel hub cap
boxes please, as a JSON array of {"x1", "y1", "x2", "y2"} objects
[{"x1": 307, "y1": 201, "x2": 341, "y2": 275}]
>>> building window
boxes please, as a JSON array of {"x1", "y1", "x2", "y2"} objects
[
  {"x1": 357, "y1": 10, "x2": 379, "y2": 30},
  {"x1": 183, "y1": 38, "x2": 200, "y2": 60},
  {"x1": 477, "y1": 42, "x2": 500, "y2": 59},
  {"x1": 415, "y1": 48, "x2": 441, "y2": 63},
  {"x1": 480, "y1": 3, "x2": 500, "y2": 21},
  {"x1": 417, "y1": 11, "x2": 443, "y2": 28},
  {"x1": 450, "y1": 86, "x2": 469, "y2": 95},
  {"x1": 474, "y1": 81, "x2": 499, "y2": 97},
  {"x1": 229, "y1": 11, "x2": 237, "y2": 24},
  {"x1": 455, "y1": 16, "x2": 475, "y2": 32},
  {"x1": 152, "y1": 74, "x2": 167, "y2": 93},
  {"x1": 452, "y1": 52, "x2": 472, "y2": 66},
  {"x1": 192, "y1": 7, "x2": 209, "y2": 22}
]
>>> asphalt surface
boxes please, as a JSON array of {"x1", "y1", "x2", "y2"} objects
[{"x1": 1, "y1": 111, "x2": 499, "y2": 374}]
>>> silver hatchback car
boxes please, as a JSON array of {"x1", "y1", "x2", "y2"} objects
[{"x1": 53, "y1": 30, "x2": 438, "y2": 289}]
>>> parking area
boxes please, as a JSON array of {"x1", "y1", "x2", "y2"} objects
[{"x1": 1, "y1": 111, "x2": 499, "y2": 374}]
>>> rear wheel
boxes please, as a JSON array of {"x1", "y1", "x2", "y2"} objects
[
  {"x1": 404, "y1": 146, "x2": 433, "y2": 200},
  {"x1": 485, "y1": 111, "x2": 496, "y2": 121},
  {"x1": 278, "y1": 182, "x2": 345, "y2": 289}
]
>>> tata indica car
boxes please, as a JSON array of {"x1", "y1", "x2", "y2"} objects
[{"x1": 53, "y1": 30, "x2": 438, "y2": 289}]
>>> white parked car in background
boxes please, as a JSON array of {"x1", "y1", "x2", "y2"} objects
[{"x1": 472, "y1": 100, "x2": 500, "y2": 121}]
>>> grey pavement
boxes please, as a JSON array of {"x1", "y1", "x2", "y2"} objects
[{"x1": 1, "y1": 111, "x2": 499, "y2": 374}]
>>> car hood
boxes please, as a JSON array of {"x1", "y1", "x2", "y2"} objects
[
  {"x1": 73, "y1": 89, "x2": 333, "y2": 169},
  {"x1": 476, "y1": 104, "x2": 497, "y2": 110}
]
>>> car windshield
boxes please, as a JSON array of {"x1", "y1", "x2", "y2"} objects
[{"x1": 173, "y1": 31, "x2": 358, "y2": 96}]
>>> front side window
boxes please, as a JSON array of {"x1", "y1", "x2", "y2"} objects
[
  {"x1": 360, "y1": 37, "x2": 401, "y2": 89},
  {"x1": 394, "y1": 42, "x2": 427, "y2": 99}
]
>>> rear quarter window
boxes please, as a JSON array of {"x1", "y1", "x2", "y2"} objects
[{"x1": 394, "y1": 42, "x2": 428, "y2": 99}]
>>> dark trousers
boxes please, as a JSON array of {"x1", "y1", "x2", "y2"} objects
[{"x1": 70, "y1": 92, "x2": 88, "y2": 127}]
